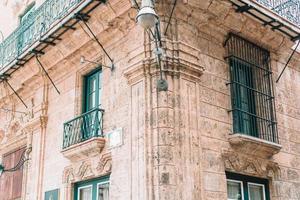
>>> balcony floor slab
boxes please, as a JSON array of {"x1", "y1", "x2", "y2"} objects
[{"x1": 228, "y1": 133, "x2": 282, "y2": 159}]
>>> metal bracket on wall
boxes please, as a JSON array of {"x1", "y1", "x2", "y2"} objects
[
  {"x1": 35, "y1": 55, "x2": 60, "y2": 95},
  {"x1": 75, "y1": 12, "x2": 114, "y2": 68},
  {"x1": 276, "y1": 39, "x2": 300, "y2": 83},
  {"x1": 0, "y1": 75, "x2": 28, "y2": 108}
]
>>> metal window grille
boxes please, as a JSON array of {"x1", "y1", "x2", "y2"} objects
[{"x1": 225, "y1": 33, "x2": 278, "y2": 143}]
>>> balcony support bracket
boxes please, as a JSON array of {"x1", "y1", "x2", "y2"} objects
[
  {"x1": 35, "y1": 55, "x2": 60, "y2": 95},
  {"x1": 0, "y1": 76, "x2": 28, "y2": 108},
  {"x1": 75, "y1": 12, "x2": 114, "y2": 66}
]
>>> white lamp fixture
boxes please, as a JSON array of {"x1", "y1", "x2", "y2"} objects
[{"x1": 136, "y1": 0, "x2": 159, "y2": 29}]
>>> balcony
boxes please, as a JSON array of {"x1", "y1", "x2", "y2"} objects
[
  {"x1": 231, "y1": 0, "x2": 300, "y2": 40},
  {"x1": 0, "y1": 0, "x2": 104, "y2": 77},
  {"x1": 256, "y1": 0, "x2": 300, "y2": 26},
  {"x1": 62, "y1": 108, "x2": 105, "y2": 161}
]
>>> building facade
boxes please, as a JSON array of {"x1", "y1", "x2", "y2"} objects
[{"x1": 0, "y1": 0, "x2": 300, "y2": 199}]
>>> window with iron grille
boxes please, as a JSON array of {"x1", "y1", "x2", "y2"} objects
[{"x1": 225, "y1": 33, "x2": 278, "y2": 143}]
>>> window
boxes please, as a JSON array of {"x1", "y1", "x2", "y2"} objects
[
  {"x1": 225, "y1": 33, "x2": 278, "y2": 143},
  {"x1": 74, "y1": 176, "x2": 109, "y2": 200},
  {"x1": 226, "y1": 172, "x2": 270, "y2": 200},
  {"x1": 84, "y1": 69, "x2": 102, "y2": 113},
  {"x1": 62, "y1": 68, "x2": 104, "y2": 149},
  {"x1": 0, "y1": 147, "x2": 25, "y2": 200}
]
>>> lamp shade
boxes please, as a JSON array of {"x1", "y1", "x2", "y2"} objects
[{"x1": 136, "y1": 0, "x2": 158, "y2": 29}]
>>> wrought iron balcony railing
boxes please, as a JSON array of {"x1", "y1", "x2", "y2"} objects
[
  {"x1": 255, "y1": 0, "x2": 300, "y2": 27},
  {"x1": 0, "y1": 0, "x2": 84, "y2": 71},
  {"x1": 63, "y1": 108, "x2": 104, "y2": 149}
]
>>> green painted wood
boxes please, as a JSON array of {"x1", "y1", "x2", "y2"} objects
[
  {"x1": 84, "y1": 69, "x2": 102, "y2": 112},
  {"x1": 63, "y1": 69, "x2": 103, "y2": 149},
  {"x1": 45, "y1": 189, "x2": 60, "y2": 200},
  {"x1": 226, "y1": 172, "x2": 270, "y2": 200},
  {"x1": 74, "y1": 176, "x2": 109, "y2": 200},
  {"x1": 226, "y1": 33, "x2": 278, "y2": 143}
]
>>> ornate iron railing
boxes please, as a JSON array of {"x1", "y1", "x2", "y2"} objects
[
  {"x1": 0, "y1": 0, "x2": 83, "y2": 70},
  {"x1": 255, "y1": 0, "x2": 300, "y2": 26},
  {"x1": 63, "y1": 108, "x2": 104, "y2": 149}
]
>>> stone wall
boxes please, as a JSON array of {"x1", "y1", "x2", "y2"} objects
[{"x1": 0, "y1": 0, "x2": 300, "y2": 199}]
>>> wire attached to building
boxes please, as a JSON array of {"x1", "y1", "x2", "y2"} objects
[{"x1": 0, "y1": 108, "x2": 27, "y2": 114}]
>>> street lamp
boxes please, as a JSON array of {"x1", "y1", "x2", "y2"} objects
[
  {"x1": 136, "y1": 0, "x2": 168, "y2": 91},
  {"x1": 0, "y1": 147, "x2": 31, "y2": 177},
  {"x1": 0, "y1": 164, "x2": 4, "y2": 176},
  {"x1": 136, "y1": 0, "x2": 158, "y2": 29}
]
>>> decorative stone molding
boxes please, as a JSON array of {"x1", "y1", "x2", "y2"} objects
[
  {"x1": 124, "y1": 37, "x2": 205, "y2": 85},
  {"x1": 61, "y1": 137, "x2": 106, "y2": 162},
  {"x1": 96, "y1": 152, "x2": 112, "y2": 174},
  {"x1": 228, "y1": 134, "x2": 282, "y2": 159},
  {"x1": 62, "y1": 152, "x2": 112, "y2": 184},
  {"x1": 222, "y1": 150, "x2": 280, "y2": 179}
]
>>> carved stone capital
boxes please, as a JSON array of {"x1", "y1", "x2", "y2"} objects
[
  {"x1": 124, "y1": 40, "x2": 205, "y2": 85},
  {"x1": 222, "y1": 150, "x2": 280, "y2": 179}
]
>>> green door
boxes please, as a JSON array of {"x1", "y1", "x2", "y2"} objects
[
  {"x1": 74, "y1": 176, "x2": 109, "y2": 200},
  {"x1": 82, "y1": 69, "x2": 102, "y2": 139},
  {"x1": 85, "y1": 69, "x2": 102, "y2": 112}
]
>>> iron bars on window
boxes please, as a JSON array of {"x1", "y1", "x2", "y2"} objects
[{"x1": 224, "y1": 33, "x2": 278, "y2": 144}]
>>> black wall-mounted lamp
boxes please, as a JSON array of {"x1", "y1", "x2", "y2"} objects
[{"x1": 0, "y1": 147, "x2": 31, "y2": 177}]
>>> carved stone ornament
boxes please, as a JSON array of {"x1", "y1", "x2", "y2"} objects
[
  {"x1": 63, "y1": 152, "x2": 112, "y2": 184},
  {"x1": 222, "y1": 150, "x2": 280, "y2": 179},
  {"x1": 0, "y1": 129, "x2": 4, "y2": 143}
]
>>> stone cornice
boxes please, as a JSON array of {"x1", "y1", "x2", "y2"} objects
[{"x1": 124, "y1": 40, "x2": 205, "y2": 84}]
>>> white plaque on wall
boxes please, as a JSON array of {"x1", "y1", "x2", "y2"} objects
[{"x1": 106, "y1": 128, "x2": 123, "y2": 148}]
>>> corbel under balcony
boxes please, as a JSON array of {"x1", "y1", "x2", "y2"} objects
[
  {"x1": 61, "y1": 137, "x2": 106, "y2": 162},
  {"x1": 228, "y1": 133, "x2": 282, "y2": 159}
]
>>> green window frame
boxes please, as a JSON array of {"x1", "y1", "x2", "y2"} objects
[
  {"x1": 229, "y1": 59, "x2": 258, "y2": 137},
  {"x1": 225, "y1": 33, "x2": 278, "y2": 143},
  {"x1": 83, "y1": 68, "x2": 102, "y2": 113},
  {"x1": 226, "y1": 172, "x2": 270, "y2": 200},
  {"x1": 74, "y1": 176, "x2": 109, "y2": 200}
]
